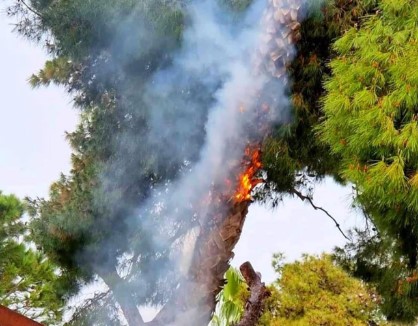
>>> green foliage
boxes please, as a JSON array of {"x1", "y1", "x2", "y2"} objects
[
  {"x1": 259, "y1": 254, "x2": 384, "y2": 326},
  {"x1": 12, "y1": 0, "x2": 189, "y2": 311},
  {"x1": 0, "y1": 192, "x2": 65, "y2": 324},
  {"x1": 334, "y1": 228, "x2": 418, "y2": 323},
  {"x1": 260, "y1": 0, "x2": 378, "y2": 204},
  {"x1": 10, "y1": 0, "x2": 418, "y2": 323},
  {"x1": 214, "y1": 255, "x2": 384, "y2": 326},
  {"x1": 318, "y1": 0, "x2": 418, "y2": 322},
  {"x1": 319, "y1": 0, "x2": 418, "y2": 270},
  {"x1": 9, "y1": 0, "x2": 235, "y2": 321},
  {"x1": 211, "y1": 268, "x2": 249, "y2": 326}
]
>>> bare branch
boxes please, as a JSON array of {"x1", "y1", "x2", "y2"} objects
[
  {"x1": 291, "y1": 188, "x2": 350, "y2": 241},
  {"x1": 71, "y1": 290, "x2": 111, "y2": 318},
  {"x1": 18, "y1": 0, "x2": 44, "y2": 19}
]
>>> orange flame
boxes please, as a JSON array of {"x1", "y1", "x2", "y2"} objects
[{"x1": 235, "y1": 147, "x2": 263, "y2": 202}]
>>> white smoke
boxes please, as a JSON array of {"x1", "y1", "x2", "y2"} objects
[
  {"x1": 80, "y1": 0, "x2": 308, "y2": 324},
  {"x1": 141, "y1": 0, "x2": 291, "y2": 227}
]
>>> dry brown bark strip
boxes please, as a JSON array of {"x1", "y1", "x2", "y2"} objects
[{"x1": 236, "y1": 262, "x2": 271, "y2": 326}]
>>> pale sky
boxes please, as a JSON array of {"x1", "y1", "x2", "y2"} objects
[
  {"x1": 0, "y1": 5, "x2": 363, "y2": 287},
  {"x1": 0, "y1": 9, "x2": 78, "y2": 199}
]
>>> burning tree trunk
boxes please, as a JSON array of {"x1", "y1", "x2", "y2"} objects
[{"x1": 146, "y1": 2, "x2": 303, "y2": 325}]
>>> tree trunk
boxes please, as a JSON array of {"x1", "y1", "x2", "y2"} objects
[
  {"x1": 113, "y1": 290, "x2": 145, "y2": 326},
  {"x1": 147, "y1": 1, "x2": 303, "y2": 324},
  {"x1": 236, "y1": 262, "x2": 270, "y2": 326},
  {"x1": 101, "y1": 270, "x2": 145, "y2": 326},
  {"x1": 149, "y1": 200, "x2": 251, "y2": 325}
]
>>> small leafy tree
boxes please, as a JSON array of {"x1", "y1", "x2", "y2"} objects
[
  {"x1": 214, "y1": 254, "x2": 385, "y2": 325},
  {"x1": 260, "y1": 254, "x2": 384, "y2": 325}
]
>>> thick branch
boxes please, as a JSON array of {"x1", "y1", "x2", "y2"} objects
[
  {"x1": 291, "y1": 188, "x2": 350, "y2": 240},
  {"x1": 236, "y1": 262, "x2": 270, "y2": 326},
  {"x1": 100, "y1": 270, "x2": 145, "y2": 326},
  {"x1": 70, "y1": 291, "x2": 111, "y2": 322}
]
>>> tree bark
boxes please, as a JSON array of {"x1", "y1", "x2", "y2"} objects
[
  {"x1": 149, "y1": 200, "x2": 251, "y2": 325},
  {"x1": 114, "y1": 291, "x2": 145, "y2": 326},
  {"x1": 147, "y1": 2, "x2": 303, "y2": 325},
  {"x1": 101, "y1": 270, "x2": 145, "y2": 326},
  {"x1": 236, "y1": 262, "x2": 270, "y2": 326}
]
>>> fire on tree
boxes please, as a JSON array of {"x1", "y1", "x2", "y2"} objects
[
  {"x1": 1, "y1": 0, "x2": 303, "y2": 325},
  {"x1": 148, "y1": 1, "x2": 304, "y2": 325}
]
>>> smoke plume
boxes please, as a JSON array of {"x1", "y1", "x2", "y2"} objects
[{"x1": 70, "y1": 0, "x2": 309, "y2": 323}]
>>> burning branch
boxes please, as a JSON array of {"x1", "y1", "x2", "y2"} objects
[
  {"x1": 234, "y1": 147, "x2": 263, "y2": 202},
  {"x1": 236, "y1": 262, "x2": 270, "y2": 326}
]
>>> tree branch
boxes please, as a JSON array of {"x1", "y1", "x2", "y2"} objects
[
  {"x1": 18, "y1": 0, "x2": 44, "y2": 19},
  {"x1": 70, "y1": 291, "x2": 111, "y2": 320},
  {"x1": 236, "y1": 262, "x2": 270, "y2": 326},
  {"x1": 100, "y1": 270, "x2": 146, "y2": 326},
  {"x1": 291, "y1": 188, "x2": 350, "y2": 241}
]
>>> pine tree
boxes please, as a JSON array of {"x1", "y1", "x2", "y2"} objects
[
  {"x1": 319, "y1": 0, "x2": 418, "y2": 321},
  {"x1": 8, "y1": 0, "x2": 411, "y2": 323},
  {"x1": 0, "y1": 192, "x2": 67, "y2": 324},
  {"x1": 260, "y1": 0, "x2": 378, "y2": 203},
  {"x1": 334, "y1": 229, "x2": 418, "y2": 322}
]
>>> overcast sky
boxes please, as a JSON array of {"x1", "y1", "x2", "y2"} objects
[
  {"x1": 0, "y1": 7, "x2": 363, "y2": 285},
  {"x1": 0, "y1": 10, "x2": 78, "y2": 199}
]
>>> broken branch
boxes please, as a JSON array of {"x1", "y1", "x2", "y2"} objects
[{"x1": 236, "y1": 262, "x2": 270, "y2": 326}]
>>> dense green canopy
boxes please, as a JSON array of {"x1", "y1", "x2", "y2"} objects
[
  {"x1": 319, "y1": 1, "x2": 418, "y2": 321},
  {"x1": 320, "y1": 0, "x2": 418, "y2": 268}
]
